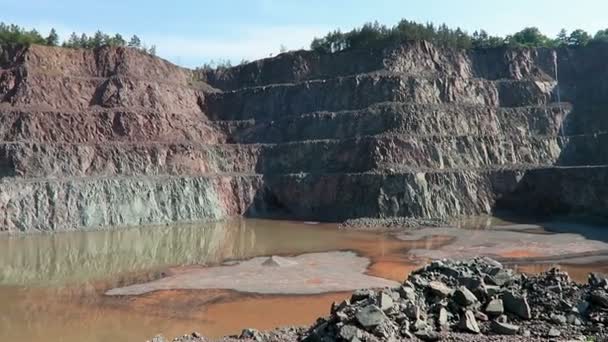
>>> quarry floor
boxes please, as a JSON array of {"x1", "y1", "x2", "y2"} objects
[{"x1": 2, "y1": 218, "x2": 608, "y2": 341}]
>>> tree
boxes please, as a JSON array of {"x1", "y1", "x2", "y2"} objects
[
  {"x1": 508, "y1": 27, "x2": 553, "y2": 47},
  {"x1": 593, "y1": 29, "x2": 608, "y2": 43},
  {"x1": 279, "y1": 44, "x2": 287, "y2": 53},
  {"x1": 109, "y1": 33, "x2": 126, "y2": 46},
  {"x1": 148, "y1": 45, "x2": 157, "y2": 56},
  {"x1": 555, "y1": 29, "x2": 568, "y2": 47},
  {"x1": 128, "y1": 35, "x2": 141, "y2": 48},
  {"x1": 45, "y1": 28, "x2": 59, "y2": 46},
  {"x1": 568, "y1": 29, "x2": 591, "y2": 47}
]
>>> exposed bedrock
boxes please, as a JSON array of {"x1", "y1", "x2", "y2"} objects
[{"x1": 1, "y1": 41, "x2": 607, "y2": 231}]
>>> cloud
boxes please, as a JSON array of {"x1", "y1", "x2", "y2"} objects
[{"x1": 151, "y1": 25, "x2": 331, "y2": 67}]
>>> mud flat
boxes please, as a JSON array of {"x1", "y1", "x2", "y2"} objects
[{"x1": 106, "y1": 252, "x2": 399, "y2": 296}]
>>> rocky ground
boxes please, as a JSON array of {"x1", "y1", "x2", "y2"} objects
[
  {"x1": 338, "y1": 217, "x2": 447, "y2": 231},
  {"x1": 153, "y1": 257, "x2": 608, "y2": 341}
]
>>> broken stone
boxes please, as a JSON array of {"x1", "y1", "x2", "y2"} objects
[
  {"x1": 261, "y1": 255, "x2": 297, "y2": 267},
  {"x1": 150, "y1": 336, "x2": 166, "y2": 342},
  {"x1": 589, "y1": 272, "x2": 608, "y2": 289},
  {"x1": 339, "y1": 325, "x2": 363, "y2": 341},
  {"x1": 453, "y1": 286, "x2": 478, "y2": 306},
  {"x1": 458, "y1": 310, "x2": 480, "y2": 334},
  {"x1": 377, "y1": 292, "x2": 394, "y2": 312},
  {"x1": 414, "y1": 330, "x2": 441, "y2": 342},
  {"x1": 550, "y1": 313, "x2": 567, "y2": 325},
  {"x1": 490, "y1": 320, "x2": 520, "y2": 335},
  {"x1": 437, "y1": 307, "x2": 448, "y2": 328},
  {"x1": 503, "y1": 291, "x2": 531, "y2": 319},
  {"x1": 589, "y1": 290, "x2": 608, "y2": 308},
  {"x1": 398, "y1": 286, "x2": 416, "y2": 301},
  {"x1": 355, "y1": 305, "x2": 386, "y2": 329},
  {"x1": 485, "y1": 298, "x2": 504, "y2": 316},
  {"x1": 351, "y1": 289, "x2": 375, "y2": 303},
  {"x1": 474, "y1": 311, "x2": 488, "y2": 322},
  {"x1": 428, "y1": 281, "x2": 453, "y2": 298},
  {"x1": 576, "y1": 300, "x2": 590, "y2": 315},
  {"x1": 547, "y1": 327, "x2": 561, "y2": 338},
  {"x1": 405, "y1": 302, "x2": 421, "y2": 320}
]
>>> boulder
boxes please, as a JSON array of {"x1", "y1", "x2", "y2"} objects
[
  {"x1": 589, "y1": 290, "x2": 608, "y2": 308},
  {"x1": 485, "y1": 298, "x2": 504, "y2": 316},
  {"x1": 453, "y1": 286, "x2": 478, "y2": 306},
  {"x1": 414, "y1": 330, "x2": 441, "y2": 342},
  {"x1": 398, "y1": 286, "x2": 416, "y2": 301},
  {"x1": 428, "y1": 281, "x2": 453, "y2": 298},
  {"x1": 503, "y1": 291, "x2": 531, "y2": 319},
  {"x1": 458, "y1": 310, "x2": 480, "y2": 334},
  {"x1": 377, "y1": 292, "x2": 394, "y2": 312},
  {"x1": 339, "y1": 325, "x2": 363, "y2": 341},
  {"x1": 355, "y1": 305, "x2": 386, "y2": 329}
]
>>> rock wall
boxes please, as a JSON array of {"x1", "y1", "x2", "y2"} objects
[{"x1": 1, "y1": 41, "x2": 607, "y2": 231}]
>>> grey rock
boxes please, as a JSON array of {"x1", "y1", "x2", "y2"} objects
[
  {"x1": 550, "y1": 313, "x2": 567, "y2": 325},
  {"x1": 351, "y1": 289, "x2": 375, "y2": 303},
  {"x1": 339, "y1": 325, "x2": 363, "y2": 341},
  {"x1": 378, "y1": 292, "x2": 394, "y2": 312},
  {"x1": 490, "y1": 320, "x2": 520, "y2": 335},
  {"x1": 458, "y1": 310, "x2": 480, "y2": 334},
  {"x1": 589, "y1": 272, "x2": 608, "y2": 289},
  {"x1": 240, "y1": 328, "x2": 263, "y2": 341},
  {"x1": 414, "y1": 330, "x2": 441, "y2": 342},
  {"x1": 459, "y1": 276, "x2": 484, "y2": 291},
  {"x1": 453, "y1": 286, "x2": 478, "y2": 306},
  {"x1": 503, "y1": 291, "x2": 531, "y2": 319},
  {"x1": 485, "y1": 269, "x2": 512, "y2": 286},
  {"x1": 151, "y1": 336, "x2": 166, "y2": 342},
  {"x1": 485, "y1": 298, "x2": 504, "y2": 316},
  {"x1": 589, "y1": 290, "x2": 608, "y2": 308},
  {"x1": 438, "y1": 307, "x2": 448, "y2": 328},
  {"x1": 483, "y1": 285, "x2": 501, "y2": 297},
  {"x1": 413, "y1": 319, "x2": 428, "y2": 332},
  {"x1": 547, "y1": 328, "x2": 561, "y2": 338},
  {"x1": 428, "y1": 281, "x2": 453, "y2": 298},
  {"x1": 474, "y1": 311, "x2": 488, "y2": 322},
  {"x1": 405, "y1": 302, "x2": 421, "y2": 320},
  {"x1": 355, "y1": 305, "x2": 386, "y2": 329},
  {"x1": 398, "y1": 286, "x2": 416, "y2": 301},
  {"x1": 576, "y1": 300, "x2": 590, "y2": 314},
  {"x1": 261, "y1": 255, "x2": 297, "y2": 267}
]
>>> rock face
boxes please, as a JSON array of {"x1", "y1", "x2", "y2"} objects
[{"x1": 1, "y1": 41, "x2": 607, "y2": 231}]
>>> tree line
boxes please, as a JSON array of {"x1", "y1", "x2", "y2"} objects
[
  {"x1": 310, "y1": 19, "x2": 608, "y2": 53},
  {"x1": 0, "y1": 23, "x2": 156, "y2": 55}
]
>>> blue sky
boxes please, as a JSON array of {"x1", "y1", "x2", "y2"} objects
[{"x1": 3, "y1": 0, "x2": 608, "y2": 67}]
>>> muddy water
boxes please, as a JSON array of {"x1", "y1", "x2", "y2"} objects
[{"x1": 1, "y1": 218, "x2": 608, "y2": 341}]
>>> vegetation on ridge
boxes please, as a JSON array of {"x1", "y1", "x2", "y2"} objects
[
  {"x1": 0, "y1": 22, "x2": 156, "y2": 55},
  {"x1": 310, "y1": 19, "x2": 608, "y2": 53}
]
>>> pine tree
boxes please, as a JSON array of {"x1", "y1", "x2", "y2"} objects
[{"x1": 45, "y1": 28, "x2": 59, "y2": 46}]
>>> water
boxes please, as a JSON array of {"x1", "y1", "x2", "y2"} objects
[{"x1": 2, "y1": 218, "x2": 608, "y2": 341}]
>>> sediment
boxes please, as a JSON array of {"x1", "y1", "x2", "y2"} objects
[{"x1": 2, "y1": 41, "x2": 608, "y2": 231}]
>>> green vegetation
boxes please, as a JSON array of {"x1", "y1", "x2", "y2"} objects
[
  {"x1": 311, "y1": 19, "x2": 608, "y2": 53},
  {"x1": 0, "y1": 22, "x2": 156, "y2": 55}
]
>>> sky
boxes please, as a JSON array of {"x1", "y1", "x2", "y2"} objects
[{"x1": 3, "y1": 0, "x2": 608, "y2": 68}]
